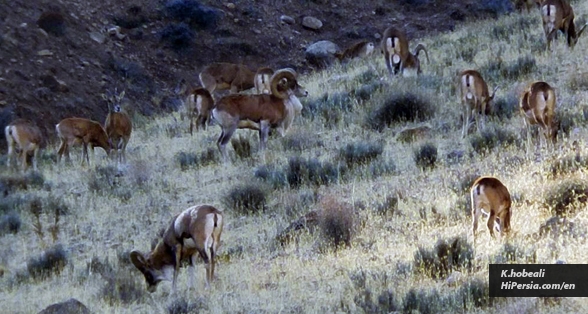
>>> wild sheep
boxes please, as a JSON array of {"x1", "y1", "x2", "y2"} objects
[
  {"x1": 335, "y1": 40, "x2": 375, "y2": 63},
  {"x1": 103, "y1": 91, "x2": 132, "y2": 162},
  {"x1": 380, "y1": 26, "x2": 430, "y2": 77},
  {"x1": 212, "y1": 69, "x2": 308, "y2": 160},
  {"x1": 541, "y1": 0, "x2": 587, "y2": 50},
  {"x1": 199, "y1": 62, "x2": 256, "y2": 94},
  {"x1": 184, "y1": 87, "x2": 215, "y2": 134},
  {"x1": 459, "y1": 70, "x2": 498, "y2": 138},
  {"x1": 254, "y1": 67, "x2": 275, "y2": 95},
  {"x1": 55, "y1": 117, "x2": 111, "y2": 166},
  {"x1": 471, "y1": 176, "x2": 512, "y2": 246},
  {"x1": 5, "y1": 119, "x2": 43, "y2": 171},
  {"x1": 519, "y1": 81, "x2": 559, "y2": 147},
  {"x1": 130, "y1": 205, "x2": 223, "y2": 292}
]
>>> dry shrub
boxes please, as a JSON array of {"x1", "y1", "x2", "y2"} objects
[
  {"x1": 223, "y1": 184, "x2": 268, "y2": 215},
  {"x1": 414, "y1": 235, "x2": 473, "y2": 279},
  {"x1": 492, "y1": 242, "x2": 536, "y2": 264},
  {"x1": 27, "y1": 244, "x2": 68, "y2": 280},
  {"x1": 544, "y1": 180, "x2": 588, "y2": 217},
  {"x1": 319, "y1": 196, "x2": 354, "y2": 250},
  {"x1": 414, "y1": 142, "x2": 438, "y2": 170}
]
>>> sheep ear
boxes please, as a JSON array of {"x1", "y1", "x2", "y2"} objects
[{"x1": 130, "y1": 250, "x2": 147, "y2": 271}]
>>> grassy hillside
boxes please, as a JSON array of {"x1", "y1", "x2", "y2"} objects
[{"x1": 2, "y1": 4, "x2": 588, "y2": 313}]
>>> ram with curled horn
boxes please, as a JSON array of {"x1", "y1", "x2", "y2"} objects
[
  {"x1": 541, "y1": 0, "x2": 588, "y2": 50},
  {"x1": 212, "y1": 68, "x2": 308, "y2": 160}
]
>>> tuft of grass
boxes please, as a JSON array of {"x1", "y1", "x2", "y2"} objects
[
  {"x1": 223, "y1": 184, "x2": 268, "y2": 215},
  {"x1": 286, "y1": 157, "x2": 343, "y2": 188},
  {"x1": 538, "y1": 216, "x2": 586, "y2": 240},
  {"x1": 492, "y1": 242, "x2": 537, "y2": 264},
  {"x1": 375, "y1": 195, "x2": 398, "y2": 216},
  {"x1": 281, "y1": 131, "x2": 322, "y2": 151},
  {"x1": 365, "y1": 92, "x2": 434, "y2": 132},
  {"x1": 0, "y1": 212, "x2": 21, "y2": 236},
  {"x1": 338, "y1": 141, "x2": 384, "y2": 167},
  {"x1": 413, "y1": 142, "x2": 438, "y2": 170},
  {"x1": 491, "y1": 94, "x2": 518, "y2": 119},
  {"x1": 469, "y1": 126, "x2": 518, "y2": 155},
  {"x1": 175, "y1": 148, "x2": 219, "y2": 170},
  {"x1": 568, "y1": 71, "x2": 588, "y2": 92},
  {"x1": 231, "y1": 135, "x2": 252, "y2": 159},
  {"x1": 549, "y1": 155, "x2": 588, "y2": 178},
  {"x1": 303, "y1": 92, "x2": 354, "y2": 127},
  {"x1": 459, "y1": 278, "x2": 492, "y2": 309},
  {"x1": 167, "y1": 296, "x2": 208, "y2": 314},
  {"x1": 319, "y1": 196, "x2": 354, "y2": 250},
  {"x1": 403, "y1": 287, "x2": 444, "y2": 313},
  {"x1": 484, "y1": 55, "x2": 536, "y2": 82},
  {"x1": 0, "y1": 172, "x2": 45, "y2": 193},
  {"x1": 27, "y1": 245, "x2": 68, "y2": 280},
  {"x1": 254, "y1": 164, "x2": 287, "y2": 189},
  {"x1": 545, "y1": 180, "x2": 588, "y2": 217},
  {"x1": 99, "y1": 269, "x2": 147, "y2": 305},
  {"x1": 413, "y1": 235, "x2": 473, "y2": 279}
]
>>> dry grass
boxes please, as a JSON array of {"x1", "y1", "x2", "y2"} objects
[{"x1": 3, "y1": 5, "x2": 588, "y2": 313}]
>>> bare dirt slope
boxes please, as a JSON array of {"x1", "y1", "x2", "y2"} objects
[{"x1": 0, "y1": 0, "x2": 511, "y2": 150}]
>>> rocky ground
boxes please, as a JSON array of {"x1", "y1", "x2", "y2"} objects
[{"x1": 0, "y1": 0, "x2": 515, "y2": 150}]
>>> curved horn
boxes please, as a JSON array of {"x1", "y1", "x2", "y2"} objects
[
  {"x1": 130, "y1": 250, "x2": 147, "y2": 272},
  {"x1": 578, "y1": 23, "x2": 588, "y2": 38},
  {"x1": 490, "y1": 86, "x2": 499, "y2": 100},
  {"x1": 270, "y1": 69, "x2": 297, "y2": 99},
  {"x1": 413, "y1": 44, "x2": 430, "y2": 63}
]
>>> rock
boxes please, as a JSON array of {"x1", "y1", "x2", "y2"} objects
[
  {"x1": 396, "y1": 125, "x2": 432, "y2": 143},
  {"x1": 107, "y1": 26, "x2": 126, "y2": 40},
  {"x1": 305, "y1": 40, "x2": 339, "y2": 68},
  {"x1": 280, "y1": 15, "x2": 295, "y2": 25},
  {"x1": 225, "y1": 3, "x2": 236, "y2": 9},
  {"x1": 37, "y1": 50, "x2": 53, "y2": 56},
  {"x1": 89, "y1": 32, "x2": 105, "y2": 44},
  {"x1": 37, "y1": 298, "x2": 91, "y2": 314},
  {"x1": 302, "y1": 16, "x2": 323, "y2": 30}
]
